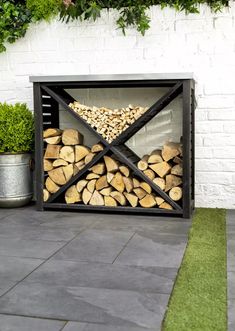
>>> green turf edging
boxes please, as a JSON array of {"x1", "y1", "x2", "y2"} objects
[{"x1": 162, "y1": 208, "x2": 227, "y2": 331}]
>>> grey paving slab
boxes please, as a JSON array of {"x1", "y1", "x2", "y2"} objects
[
  {"x1": 0, "y1": 280, "x2": 16, "y2": 297},
  {"x1": 0, "y1": 223, "x2": 80, "y2": 242},
  {"x1": 227, "y1": 210, "x2": 235, "y2": 225},
  {"x1": 0, "y1": 256, "x2": 43, "y2": 282},
  {"x1": 25, "y1": 259, "x2": 177, "y2": 294},
  {"x1": 0, "y1": 314, "x2": 65, "y2": 331},
  {"x1": 228, "y1": 299, "x2": 235, "y2": 331},
  {"x1": 228, "y1": 272, "x2": 235, "y2": 299},
  {"x1": 115, "y1": 232, "x2": 187, "y2": 268},
  {"x1": 0, "y1": 238, "x2": 66, "y2": 259},
  {"x1": 53, "y1": 229, "x2": 134, "y2": 263},
  {"x1": 62, "y1": 322, "x2": 158, "y2": 331},
  {"x1": 92, "y1": 217, "x2": 190, "y2": 236},
  {"x1": 227, "y1": 238, "x2": 235, "y2": 271},
  {"x1": 0, "y1": 283, "x2": 169, "y2": 329}
]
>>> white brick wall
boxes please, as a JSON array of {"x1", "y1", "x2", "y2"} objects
[{"x1": 0, "y1": 2, "x2": 235, "y2": 208}]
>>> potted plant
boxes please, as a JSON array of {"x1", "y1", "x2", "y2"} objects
[{"x1": 0, "y1": 102, "x2": 34, "y2": 207}]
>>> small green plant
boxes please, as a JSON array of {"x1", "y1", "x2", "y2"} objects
[
  {"x1": 0, "y1": 0, "x2": 31, "y2": 52},
  {"x1": 0, "y1": 103, "x2": 34, "y2": 153},
  {"x1": 26, "y1": 0, "x2": 62, "y2": 22}
]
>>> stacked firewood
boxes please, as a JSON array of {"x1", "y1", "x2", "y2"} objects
[
  {"x1": 69, "y1": 101, "x2": 148, "y2": 143},
  {"x1": 43, "y1": 128, "x2": 104, "y2": 202},
  {"x1": 64, "y1": 154, "x2": 173, "y2": 209},
  {"x1": 137, "y1": 142, "x2": 183, "y2": 202}
]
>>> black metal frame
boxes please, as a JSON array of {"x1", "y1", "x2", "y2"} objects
[{"x1": 33, "y1": 76, "x2": 195, "y2": 218}]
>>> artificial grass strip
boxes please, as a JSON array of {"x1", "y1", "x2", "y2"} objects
[{"x1": 162, "y1": 208, "x2": 227, "y2": 331}]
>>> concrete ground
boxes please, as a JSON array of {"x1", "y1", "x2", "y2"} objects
[{"x1": 0, "y1": 205, "x2": 190, "y2": 331}]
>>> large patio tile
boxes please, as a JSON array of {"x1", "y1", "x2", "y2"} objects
[
  {"x1": 92, "y1": 218, "x2": 190, "y2": 236},
  {"x1": 114, "y1": 232, "x2": 187, "y2": 268},
  {"x1": 227, "y1": 210, "x2": 235, "y2": 225},
  {"x1": 53, "y1": 229, "x2": 134, "y2": 263},
  {"x1": 0, "y1": 238, "x2": 66, "y2": 259},
  {"x1": 62, "y1": 321, "x2": 158, "y2": 331},
  {"x1": 228, "y1": 299, "x2": 235, "y2": 331},
  {"x1": 0, "y1": 314, "x2": 65, "y2": 331},
  {"x1": 0, "y1": 223, "x2": 80, "y2": 242},
  {"x1": 228, "y1": 272, "x2": 235, "y2": 299},
  {"x1": 0, "y1": 283, "x2": 169, "y2": 329},
  {"x1": 227, "y1": 239, "x2": 235, "y2": 271},
  {"x1": 25, "y1": 259, "x2": 176, "y2": 294},
  {"x1": 0, "y1": 279, "x2": 16, "y2": 296},
  {"x1": 0, "y1": 256, "x2": 43, "y2": 282}
]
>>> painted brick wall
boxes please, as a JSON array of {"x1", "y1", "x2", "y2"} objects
[{"x1": 0, "y1": 2, "x2": 235, "y2": 208}]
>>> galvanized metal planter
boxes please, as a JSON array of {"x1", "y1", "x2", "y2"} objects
[{"x1": 0, "y1": 153, "x2": 33, "y2": 208}]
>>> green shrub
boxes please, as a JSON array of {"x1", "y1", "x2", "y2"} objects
[
  {"x1": 0, "y1": 0, "x2": 31, "y2": 52},
  {"x1": 26, "y1": 0, "x2": 62, "y2": 21},
  {"x1": 0, "y1": 103, "x2": 34, "y2": 153}
]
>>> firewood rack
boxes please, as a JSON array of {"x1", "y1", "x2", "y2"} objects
[{"x1": 30, "y1": 74, "x2": 195, "y2": 218}]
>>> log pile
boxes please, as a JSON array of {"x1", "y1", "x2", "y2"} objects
[
  {"x1": 43, "y1": 127, "x2": 183, "y2": 210},
  {"x1": 43, "y1": 128, "x2": 104, "y2": 202},
  {"x1": 137, "y1": 142, "x2": 183, "y2": 202},
  {"x1": 69, "y1": 101, "x2": 148, "y2": 143}
]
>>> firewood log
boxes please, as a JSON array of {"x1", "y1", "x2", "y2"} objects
[
  {"x1": 143, "y1": 169, "x2": 155, "y2": 181},
  {"x1": 100, "y1": 187, "x2": 113, "y2": 196},
  {"x1": 43, "y1": 128, "x2": 62, "y2": 138},
  {"x1": 82, "y1": 188, "x2": 92, "y2": 204},
  {"x1": 119, "y1": 165, "x2": 130, "y2": 177},
  {"x1": 96, "y1": 175, "x2": 108, "y2": 191},
  {"x1": 155, "y1": 197, "x2": 165, "y2": 206},
  {"x1": 73, "y1": 165, "x2": 79, "y2": 176},
  {"x1": 124, "y1": 192, "x2": 138, "y2": 207},
  {"x1": 65, "y1": 185, "x2": 81, "y2": 204},
  {"x1": 173, "y1": 156, "x2": 182, "y2": 164},
  {"x1": 87, "y1": 179, "x2": 97, "y2": 193},
  {"x1": 153, "y1": 177, "x2": 166, "y2": 191},
  {"x1": 140, "y1": 182, "x2": 152, "y2": 194},
  {"x1": 48, "y1": 167, "x2": 66, "y2": 185},
  {"x1": 171, "y1": 164, "x2": 183, "y2": 177},
  {"x1": 110, "y1": 191, "x2": 126, "y2": 206},
  {"x1": 133, "y1": 178, "x2": 140, "y2": 188},
  {"x1": 165, "y1": 175, "x2": 182, "y2": 192},
  {"x1": 60, "y1": 146, "x2": 75, "y2": 163},
  {"x1": 149, "y1": 161, "x2": 171, "y2": 178},
  {"x1": 89, "y1": 190, "x2": 104, "y2": 206},
  {"x1": 76, "y1": 179, "x2": 88, "y2": 193},
  {"x1": 148, "y1": 150, "x2": 163, "y2": 164},
  {"x1": 53, "y1": 159, "x2": 68, "y2": 168},
  {"x1": 75, "y1": 145, "x2": 90, "y2": 162},
  {"x1": 91, "y1": 143, "x2": 104, "y2": 153},
  {"x1": 169, "y1": 187, "x2": 182, "y2": 201},
  {"x1": 44, "y1": 136, "x2": 61, "y2": 145},
  {"x1": 104, "y1": 156, "x2": 119, "y2": 172},
  {"x1": 107, "y1": 172, "x2": 114, "y2": 183},
  {"x1": 110, "y1": 172, "x2": 125, "y2": 192},
  {"x1": 86, "y1": 173, "x2": 100, "y2": 180},
  {"x1": 104, "y1": 196, "x2": 117, "y2": 207},
  {"x1": 45, "y1": 177, "x2": 60, "y2": 194},
  {"x1": 139, "y1": 194, "x2": 157, "y2": 208},
  {"x1": 63, "y1": 164, "x2": 73, "y2": 182},
  {"x1": 44, "y1": 145, "x2": 61, "y2": 159},
  {"x1": 44, "y1": 159, "x2": 53, "y2": 172},
  {"x1": 62, "y1": 129, "x2": 83, "y2": 146},
  {"x1": 43, "y1": 189, "x2": 50, "y2": 202},
  {"x1": 75, "y1": 160, "x2": 85, "y2": 170},
  {"x1": 162, "y1": 142, "x2": 181, "y2": 162},
  {"x1": 123, "y1": 177, "x2": 133, "y2": 193},
  {"x1": 85, "y1": 152, "x2": 95, "y2": 164},
  {"x1": 137, "y1": 155, "x2": 149, "y2": 171},
  {"x1": 133, "y1": 188, "x2": 147, "y2": 199},
  {"x1": 159, "y1": 202, "x2": 173, "y2": 210},
  {"x1": 90, "y1": 163, "x2": 105, "y2": 175}
]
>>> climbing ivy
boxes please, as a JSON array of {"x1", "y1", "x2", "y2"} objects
[{"x1": 0, "y1": 0, "x2": 229, "y2": 53}]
